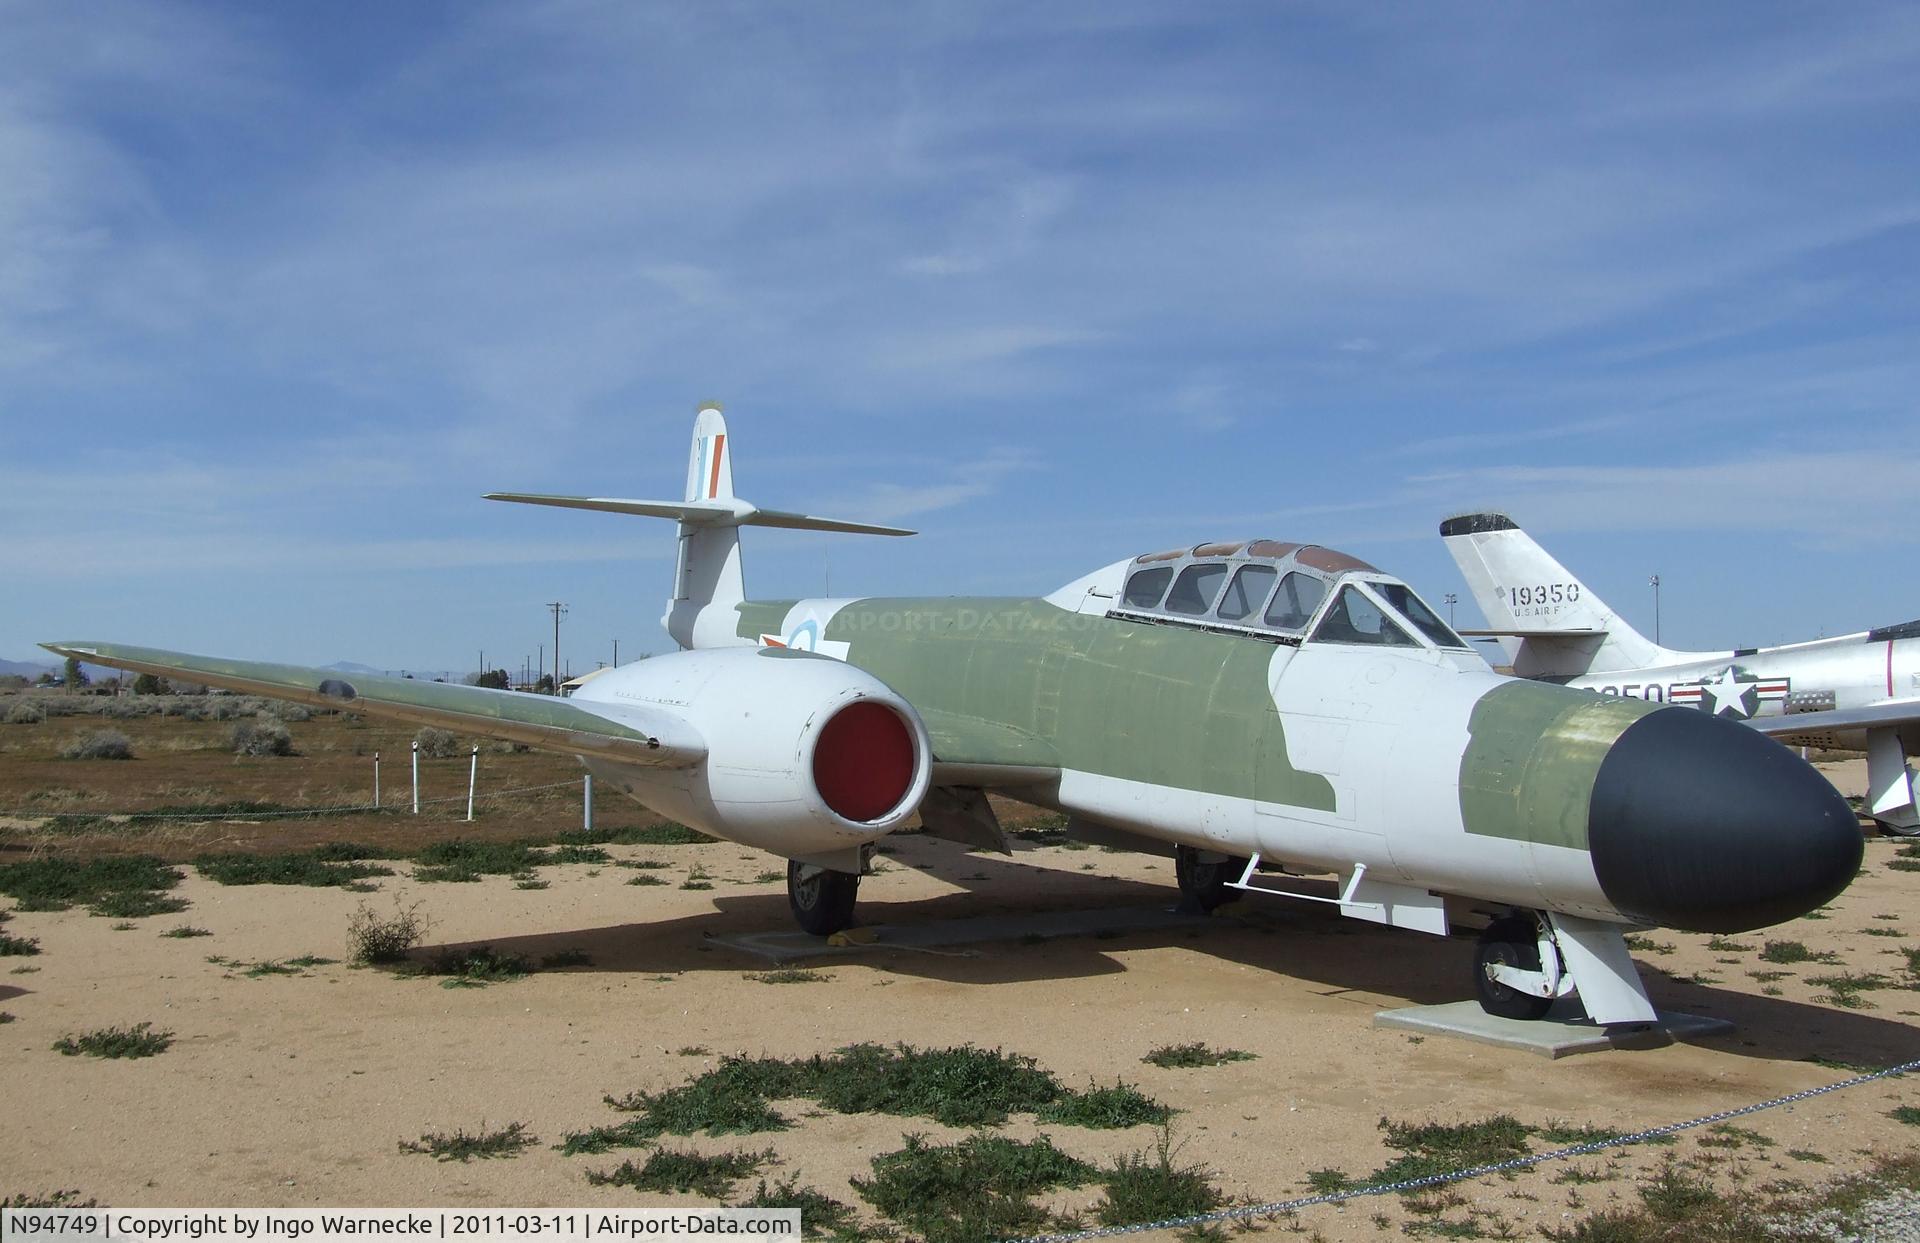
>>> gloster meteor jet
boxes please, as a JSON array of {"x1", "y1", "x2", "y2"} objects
[
  {"x1": 1443, "y1": 512, "x2": 1920, "y2": 834},
  {"x1": 48, "y1": 410, "x2": 1864, "y2": 1027}
]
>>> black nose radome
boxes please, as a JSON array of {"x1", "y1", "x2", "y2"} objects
[{"x1": 1589, "y1": 708, "x2": 1862, "y2": 933}]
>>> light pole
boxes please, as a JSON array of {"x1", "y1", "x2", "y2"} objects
[
  {"x1": 1650, "y1": 574, "x2": 1662, "y2": 645},
  {"x1": 547, "y1": 602, "x2": 568, "y2": 694},
  {"x1": 1443, "y1": 593, "x2": 1458, "y2": 627},
  {"x1": 612, "y1": 638, "x2": 619, "y2": 668}
]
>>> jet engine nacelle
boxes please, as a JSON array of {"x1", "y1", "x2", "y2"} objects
[{"x1": 571, "y1": 647, "x2": 933, "y2": 865}]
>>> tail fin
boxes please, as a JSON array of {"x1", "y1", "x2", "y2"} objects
[
  {"x1": 486, "y1": 404, "x2": 913, "y2": 651},
  {"x1": 1440, "y1": 512, "x2": 1680, "y2": 678}
]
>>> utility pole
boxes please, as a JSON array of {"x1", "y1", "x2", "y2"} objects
[
  {"x1": 1649, "y1": 574, "x2": 1662, "y2": 645},
  {"x1": 537, "y1": 644, "x2": 543, "y2": 690},
  {"x1": 478, "y1": 650, "x2": 485, "y2": 681},
  {"x1": 1443, "y1": 593, "x2": 1457, "y2": 627},
  {"x1": 547, "y1": 602, "x2": 568, "y2": 695},
  {"x1": 612, "y1": 638, "x2": 619, "y2": 668}
]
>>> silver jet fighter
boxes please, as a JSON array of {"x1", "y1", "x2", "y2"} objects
[
  {"x1": 1443, "y1": 512, "x2": 1920, "y2": 833},
  {"x1": 45, "y1": 411, "x2": 1863, "y2": 1027}
]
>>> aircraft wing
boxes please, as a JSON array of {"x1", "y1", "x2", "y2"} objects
[
  {"x1": 40, "y1": 641, "x2": 703, "y2": 767},
  {"x1": 919, "y1": 707, "x2": 1060, "y2": 788},
  {"x1": 1749, "y1": 700, "x2": 1920, "y2": 746}
]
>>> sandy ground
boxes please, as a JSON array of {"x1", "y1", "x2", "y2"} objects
[{"x1": 3, "y1": 757, "x2": 1919, "y2": 1239}]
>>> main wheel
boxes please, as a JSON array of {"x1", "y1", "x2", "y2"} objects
[
  {"x1": 1473, "y1": 916, "x2": 1555, "y2": 1021},
  {"x1": 1174, "y1": 845, "x2": 1239, "y2": 913},
  {"x1": 787, "y1": 861, "x2": 860, "y2": 936}
]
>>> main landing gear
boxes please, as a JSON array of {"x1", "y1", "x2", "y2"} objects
[
  {"x1": 1174, "y1": 845, "x2": 1243, "y2": 914},
  {"x1": 788, "y1": 859, "x2": 861, "y2": 935},
  {"x1": 1473, "y1": 913, "x2": 1561, "y2": 1021}
]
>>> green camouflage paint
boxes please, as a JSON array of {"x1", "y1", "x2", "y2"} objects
[
  {"x1": 747, "y1": 597, "x2": 1338, "y2": 810},
  {"x1": 1457, "y1": 679, "x2": 1660, "y2": 849}
]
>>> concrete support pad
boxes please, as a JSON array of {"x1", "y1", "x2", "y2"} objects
[
  {"x1": 708, "y1": 904, "x2": 1217, "y2": 963},
  {"x1": 1373, "y1": 1000, "x2": 1734, "y2": 1059}
]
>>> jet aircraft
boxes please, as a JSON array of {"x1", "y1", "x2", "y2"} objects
[
  {"x1": 46, "y1": 411, "x2": 1864, "y2": 1026},
  {"x1": 1442, "y1": 512, "x2": 1920, "y2": 834}
]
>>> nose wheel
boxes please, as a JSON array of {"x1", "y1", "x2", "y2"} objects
[
  {"x1": 1174, "y1": 845, "x2": 1242, "y2": 913},
  {"x1": 1474, "y1": 915, "x2": 1558, "y2": 1021},
  {"x1": 788, "y1": 860, "x2": 861, "y2": 936}
]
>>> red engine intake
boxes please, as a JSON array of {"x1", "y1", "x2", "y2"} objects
[{"x1": 812, "y1": 700, "x2": 918, "y2": 823}]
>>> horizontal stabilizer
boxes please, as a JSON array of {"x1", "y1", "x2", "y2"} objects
[
  {"x1": 40, "y1": 641, "x2": 703, "y2": 768},
  {"x1": 1457, "y1": 628, "x2": 1603, "y2": 638},
  {"x1": 484, "y1": 493, "x2": 914, "y2": 537}
]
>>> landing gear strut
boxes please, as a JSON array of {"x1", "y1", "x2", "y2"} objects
[
  {"x1": 1473, "y1": 914, "x2": 1557, "y2": 1021},
  {"x1": 788, "y1": 860, "x2": 860, "y2": 936},
  {"x1": 1174, "y1": 845, "x2": 1240, "y2": 914}
]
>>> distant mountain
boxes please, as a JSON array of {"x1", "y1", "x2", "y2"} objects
[{"x1": 323, "y1": 661, "x2": 387, "y2": 675}]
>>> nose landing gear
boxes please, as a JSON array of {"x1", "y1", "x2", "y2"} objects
[
  {"x1": 787, "y1": 859, "x2": 862, "y2": 936},
  {"x1": 1473, "y1": 913, "x2": 1565, "y2": 1021}
]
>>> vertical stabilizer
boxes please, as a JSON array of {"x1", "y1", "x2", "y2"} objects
[
  {"x1": 667, "y1": 406, "x2": 745, "y2": 649},
  {"x1": 1440, "y1": 513, "x2": 1684, "y2": 677}
]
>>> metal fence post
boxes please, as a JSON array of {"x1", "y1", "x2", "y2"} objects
[
  {"x1": 583, "y1": 773, "x2": 593, "y2": 832},
  {"x1": 411, "y1": 740, "x2": 420, "y2": 815},
  {"x1": 373, "y1": 752, "x2": 381, "y2": 808},
  {"x1": 467, "y1": 745, "x2": 478, "y2": 822}
]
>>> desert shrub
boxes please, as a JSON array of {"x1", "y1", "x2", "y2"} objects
[
  {"x1": 414, "y1": 727, "x2": 460, "y2": 758},
  {"x1": 161, "y1": 698, "x2": 207, "y2": 720},
  {"x1": 60, "y1": 730, "x2": 134, "y2": 760},
  {"x1": 203, "y1": 695, "x2": 269, "y2": 721},
  {"x1": 271, "y1": 703, "x2": 312, "y2": 723},
  {"x1": 53, "y1": 1022, "x2": 174, "y2": 1059},
  {"x1": 131, "y1": 673, "x2": 169, "y2": 695},
  {"x1": 5, "y1": 700, "x2": 46, "y2": 724},
  {"x1": 347, "y1": 899, "x2": 430, "y2": 964},
  {"x1": 229, "y1": 719, "x2": 295, "y2": 757}
]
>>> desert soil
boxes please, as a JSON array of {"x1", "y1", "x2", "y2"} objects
[{"x1": 3, "y1": 707, "x2": 1919, "y2": 1239}]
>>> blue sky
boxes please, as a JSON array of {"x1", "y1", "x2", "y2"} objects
[{"x1": 4, "y1": 2, "x2": 1917, "y2": 674}]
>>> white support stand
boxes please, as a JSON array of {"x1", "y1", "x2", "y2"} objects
[
  {"x1": 583, "y1": 773, "x2": 593, "y2": 832},
  {"x1": 1224, "y1": 855, "x2": 1451, "y2": 935},
  {"x1": 411, "y1": 740, "x2": 420, "y2": 816},
  {"x1": 1867, "y1": 727, "x2": 1920, "y2": 834},
  {"x1": 466, "y1": 745, "x2": 478, "y2": 822},
  {"x1": 1547, "y1": 913, "x2": 1658, "y2": 1025}
]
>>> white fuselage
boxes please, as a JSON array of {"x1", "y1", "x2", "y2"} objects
[{"x1": 1571, "y1": 629, "x2": 1920, "y2": 735}]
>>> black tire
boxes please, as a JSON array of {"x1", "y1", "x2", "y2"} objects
[
  {"x1": 788, "y1": 860, "x2": 860, "y2": 936},
  {"x1": 1174, "y1": 845, "x2": 1239, "y2": 913},
  {"x1": 1473, "y1": 916, "x2": 1554, "y2": 1021}
]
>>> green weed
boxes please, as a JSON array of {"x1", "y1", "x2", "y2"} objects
[
  {"x1": 162, "y1": 926, "x2": 213, "y2": 938},
  {"x1": 626, "y1": 874, "x2": 667, "y2": 887},
  {"x1": 88, "y1": 892, "x2": 190, "y2": 918},
  {"x1": 1096, "y1": 1130, "x2": 1223, "y2": 1230},
  {"x1": 746, "y1": 969, "x2": 830, "y2": 985},
  {"x1": 1142, "y1": 1042, "x2": 1257, "y2": 1069},
  {"x1": 1760, "y1": 940, "x2": 1840, "y2": 965},
  {"x1": 196, "y1": 850, "x2": 393, "y2": 888},
  {"x1": 406, "y1": 945, "x2": 530, "y2": 988},
  {"x1": 0, "y1": 932, "x2": 40, "y2": 956},
  {"x1": 588, "y1": 1147, "x2": 774, "y2": 1198},
  {"x1": 1368, "y1": 1116, "x2": 1533, "y2": 1189},
  {"x1": 0, "y1": 856, "x2": 181, "y2": 914},
  {"x1": 399, "y1": 1122, "x2": 537, "y2": 1161},
  {"x1": 855, "y1": 1132, "x2": 1097, "y2": 1243},
  {"x1": 736, "y1": 1178, "x2": 859, "y2": 1237},
  {"x1": 53, "y1": 1022, "x2": 173, "y2": 1058},
  {"x1": 1035, "y1": 1080, "x2": 1172, "y2": 1129},
  {"x1": 558, "y1": 823, "x2": 715, "y2": 846}
]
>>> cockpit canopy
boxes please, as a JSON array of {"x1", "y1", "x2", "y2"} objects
[{"x1": 1114, "y1": 540, "x2": 1468, "y2": 650}]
